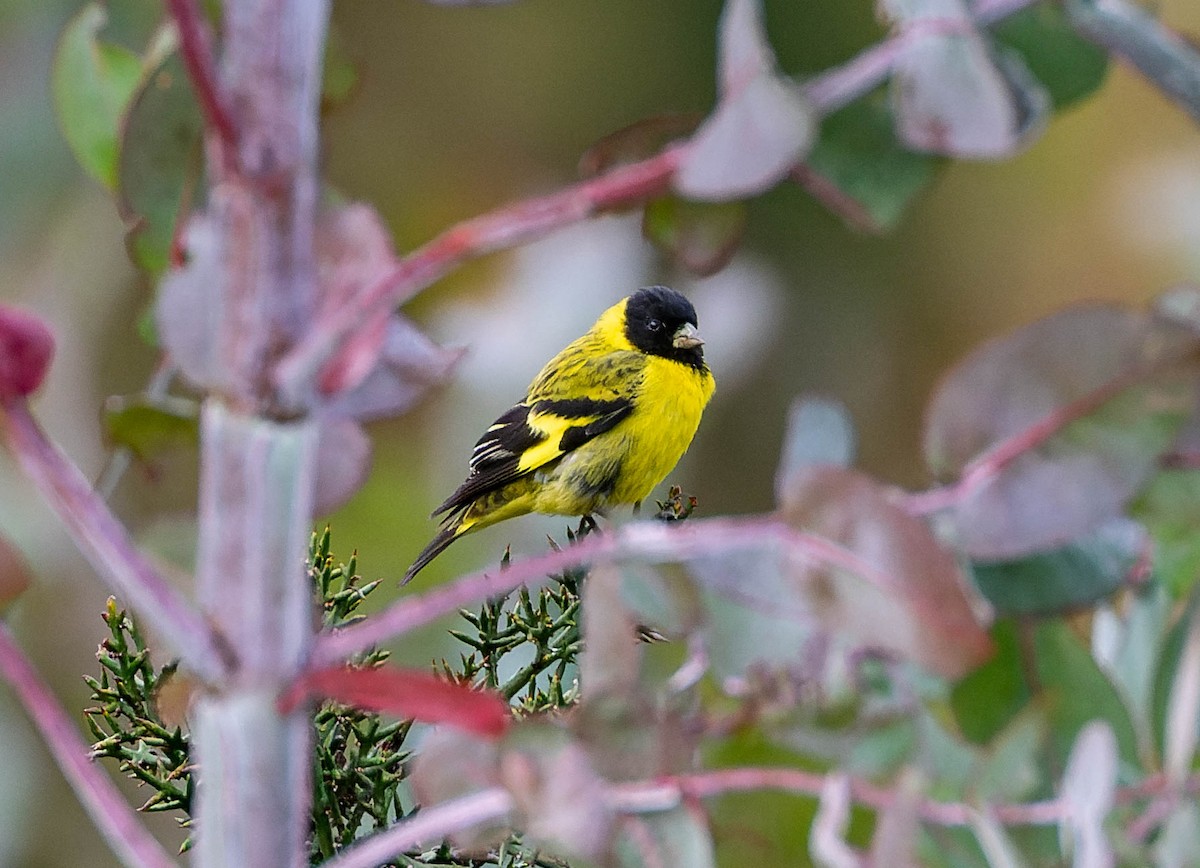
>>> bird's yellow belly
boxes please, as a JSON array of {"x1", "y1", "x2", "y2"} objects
[{"x1": 530, "y1": 358, "x2": 712, "y2": 515}]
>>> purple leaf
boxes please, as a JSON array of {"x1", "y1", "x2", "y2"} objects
[
  {"x1": 881, "y1": 0, "x2": 1049, "y2": 158},
  {"x1": 313, "y1": 417, "x2": 371, "y2": 516},
  {"x1": 279, "y1": 664, "x2": 511, "y2": 738},
  {"x1": 675, "y1": 0, "x2": 815, "y2": 201},
  {"x1": 500, "y1": 724, "x2": 614, "y2": 861},
  {"x1": 924, "y1": 304, "x2": 1200, "y2": 559},
  {"x1": 1060, "y1": 721, "x2": 1117, "y2": 868},
  {"x1": 718, "y1": 0, "x2": 774, "y2": 93},
  {"x1": 313, "y1": 203, "x2": 400, "y2": 398},
  {"x1": 677, "y1": 74, "x2": 814, "y2": 201},
  {"x1": 156, "y1": 215, "x2": 223, "y2": 391},
  {"x1": 409, "y1": 729, "x2": 508, "y2": 849},
  {"x1": 776, "y1": 466, "x2": 993, "y2": 678},
  {"x1": 325, "y1": 315, "x2": 463, "y2": 423}
]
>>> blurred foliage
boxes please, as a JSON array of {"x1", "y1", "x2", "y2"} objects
[{"x1": 7, "y1": 0, "x2": 1200, "y2": 864}]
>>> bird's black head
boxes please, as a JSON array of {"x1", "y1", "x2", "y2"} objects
[{"x1": 623, "y1": 286, "x2": 706, "y2": 369}]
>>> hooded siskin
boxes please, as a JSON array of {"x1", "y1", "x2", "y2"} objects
[{"x1": 405, "y1": 285, "x2": 715, "y2": 583}]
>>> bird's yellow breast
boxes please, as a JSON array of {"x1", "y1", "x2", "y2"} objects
[
  {"x1": 528, "y1": 352, "x2": 713, "y2": 516},
  {"x1": 607, "y1": 354, "x2": 713, "y2": 504}
]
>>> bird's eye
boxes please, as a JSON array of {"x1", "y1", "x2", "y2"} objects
[{"x1": 646, "y1": 318, "x2": 664, "y2": 333}]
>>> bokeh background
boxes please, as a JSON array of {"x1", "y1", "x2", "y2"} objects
[{"x1": 2, "y1": 0, "x2": 1200, "y2": 863}]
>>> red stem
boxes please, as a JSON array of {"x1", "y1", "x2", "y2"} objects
[
  {"x1": 273, "y1": 145, "x2": 685, "y2": 403},
  {"x1": 166, "y1": 0, "x2": 238, "y2": 153},
  {"x1": 0, "y1": 400, "x2": 231, "y2": 681},
  {"x1": 0, "y1": 622, "x2": 176, "y2": 868}
]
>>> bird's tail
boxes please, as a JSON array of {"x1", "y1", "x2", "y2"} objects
[{"x1": 403, "y1": 519, "x2": 468, "y2": 585}]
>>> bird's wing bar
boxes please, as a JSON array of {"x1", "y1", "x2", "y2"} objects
[{"x1": 433, "y1": 397, "x2": 632, "y2": 517}]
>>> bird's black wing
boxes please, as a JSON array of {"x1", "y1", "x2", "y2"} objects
[{"x1": 433, "y1": 397, "x2": 633, "y2": 517}]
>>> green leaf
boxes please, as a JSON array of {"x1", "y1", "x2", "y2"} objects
[
  {"x1": 118, "y1": 45, "x2": 205, "y2": 275},
  {"x1": 1132, "y1": 468, "x2": 1200, "y2": 597},
  {"x1": 642, "y1": 195, "x2": 746, "y2": 277},
  {"x1": 1034, "y1": 620, "x2": 1139, "y2": 768},
  {"x1": 52, "y1": 3, "x2": 143, "y2": 189},
  {"x1": 803, "y1": 95, "x2": 942, "y2": 232},
  {"x1": 968, "y1": 706, "x2": 1046, "y2": 804},
  {"x1": 1151, "y1": 592, "x2": 1200, "y2": 771},
  {"x1": 990, "y1": 0, "x2": 1109, "y2": 110},
  {"x1": 102, "y1": 394, "x2": 199, "y2": 461},
  {"x1": 952, "y1": 620, "x2": 1032, "y2": 744},
  {"x1": 970, "y1": 520, "x2": 1143, "y2": 617}
]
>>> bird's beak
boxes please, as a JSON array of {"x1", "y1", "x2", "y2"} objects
[{"x1": 672, "y1": 322, "x2": 704, "y2": 349}]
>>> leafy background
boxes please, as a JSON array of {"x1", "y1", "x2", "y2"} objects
[{"x1": 3, "y1": 0, "x2": 1200, "y2": 863}]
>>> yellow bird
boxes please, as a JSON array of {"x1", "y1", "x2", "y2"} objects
[{"x1": 404, "y1": 286, "x2": 715, "y2": 583}]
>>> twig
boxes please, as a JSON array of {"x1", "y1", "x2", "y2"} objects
[
  {"x1": 0, "y1": 401, "x2": 231, "y2": 681},
  {"x1": 0, "y1": 622, "x2": 177, "y2": 868},
  {"x1": 315, "y1": 515, "x2": 914, "y2": 664},
  {"x1": 1066, "y1": 0, "x2": 1200, "y2": 125},
  {"x1": 317, "y1": 787, "x2": 514, "y2": 868},
  {"x1": 165, "y1": 0, "x2": 238, "y2": 152}
]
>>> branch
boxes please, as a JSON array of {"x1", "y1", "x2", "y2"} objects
[
  {"x1": 0, "y1": 401, "x2": 231, "y2": 682},
  {"x1": 273, "y1": 146, "x2": 685, "y2": 402},
  {"x1": 0, "y1": 622, "x2": 177, "y2": 868},
  {"x1": 1066, "y1": 0, "x2": 1200, "y2": 125},
  {"x1": 272, "y1": 0, "x2": 1046, "y2": 402},
  {"x1": 317, "y1": 787, "x2": 513, "y2": 868},
  {"x1": 313, "y1": 515, "x2": 891, "y2": 665},
  {"x1": 165, "y1": 0, "x2": 238, "y2": 153}
]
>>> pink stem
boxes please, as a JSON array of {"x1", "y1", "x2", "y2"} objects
[
  {"x1": 318, "y1": 787, "x2": 513, "y2": 868},
  {"x1": 0, "y1": 622, "x2": 176, "y2": 868},
  {"x1": 273, "y1": 146, "x2": 685, "y2": 402},
  {"x1": 323, "y1": 764, "x2": 1199, "y2": 867},
  {"x1": 0, "y1": 401, "x2": 231, "y2": 681},
  {"x1": 165, "y1": 0, "x2": 238, "y2": 153},
  {"x1": 314, "y1": 516, "x2": 895, "y2": 665}
]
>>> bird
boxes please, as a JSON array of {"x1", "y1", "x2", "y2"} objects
[{"x1": 404, "y1": 285, "x2": 715, "y2": 583}]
